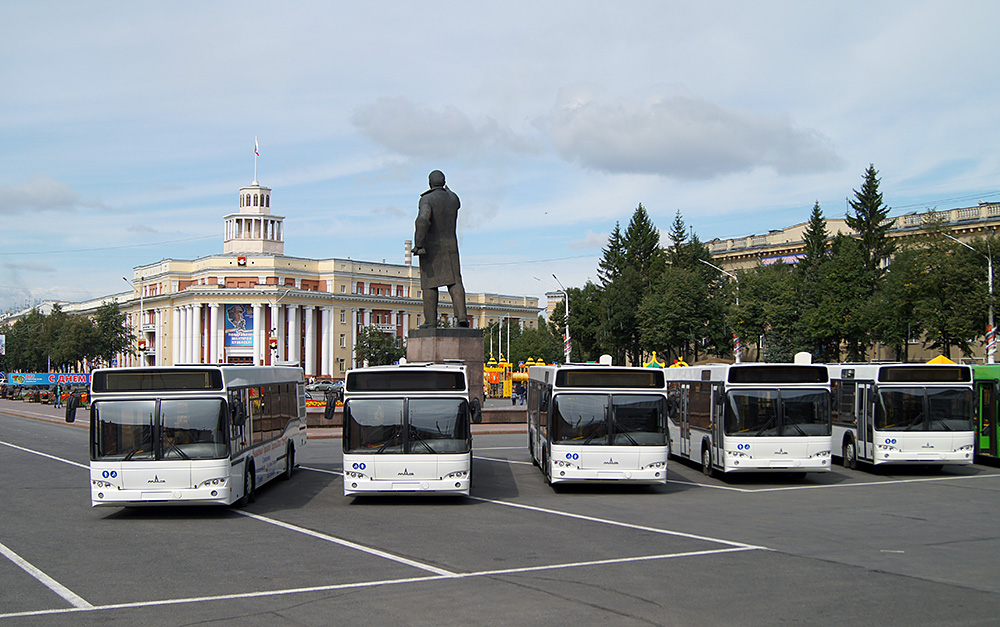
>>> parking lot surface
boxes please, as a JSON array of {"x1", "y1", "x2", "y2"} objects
[{"x1": 1, "y1": 407, "x2": 1000, "y2": 625}]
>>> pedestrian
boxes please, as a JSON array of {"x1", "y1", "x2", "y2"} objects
[{"x1": 53, "y1": 383, "x2": 62, "y2": 408}]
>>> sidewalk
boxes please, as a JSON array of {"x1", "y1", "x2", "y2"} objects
[{"x1": 0, "y1": 397, "x2": 526, "y2": 439}]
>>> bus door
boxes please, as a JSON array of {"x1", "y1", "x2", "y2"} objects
[
  {"x1": 711, "y1": 382, "x2": 725, "y2": 465},
  {"x1": 976, "y1": 380, "x2": 998, "y2": 458},
  {"x1": 856, "y1": 382, "x2": 876, "y2": 462},
  {"x1": 678, "y1": 384, "x2": 691, "y2": 457}
]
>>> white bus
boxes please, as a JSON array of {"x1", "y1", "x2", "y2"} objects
[
  {"x1": 340, "y1": 362, "x2": 475, "y2": 496},
  {"x1": 80, "y1": 365, "x2": 306, "y2": 507},
  {"x1": 828, "y1": 363, "x2": 975, "y2": 468},
  {"x1": 526, "y1": 362, "x2": 668, "y2": 486},
  {"x1": 663, "y1": 361, "x2": 833, "y2": 476}
]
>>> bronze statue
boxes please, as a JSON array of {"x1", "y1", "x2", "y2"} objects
[{"x1": 414, "y1": 170, "x2": 468, "y2": 328}]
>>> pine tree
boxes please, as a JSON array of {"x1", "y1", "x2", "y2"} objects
[{"x1": 846, "y1": 164, "x2": 894, "y2": 287}]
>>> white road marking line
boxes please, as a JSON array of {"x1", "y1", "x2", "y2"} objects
[
  {"x1": 300, "y1": 465, "x2": 343, "y2": 476},
  {"x1": 473, "y1": 446, "x2": 525, "y2": 451},
  {"x1": 0, "y1": 541, "x2": 92, "y2": 609},
  {"x1": 668, "y1": 472, "x2": 1000, "y2": 493},
  {"x1": 234, "y1": 511, "x2": 456, "y2": 576},
  {"x1": 469, "y1": 496, "x2": 766, "y2": 550},
  {"x1": 0, "y1": 440, "x2": 88, "y2": 470},
  {"x1": 0, "y1": 547, "x2": 756, "y2": 620},
  {"x1": 474, "y1": 455, "x2": 533, "y2": 466}
]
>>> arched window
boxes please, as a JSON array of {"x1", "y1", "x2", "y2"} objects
[
  {"x1": 254, "y1": 194, "x2": 258, "y2": 207},
  {"x1": 265, "y1": 194, "x2": 270, "y2": 207}
]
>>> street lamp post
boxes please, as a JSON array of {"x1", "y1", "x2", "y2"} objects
[
  {"x1": 942, "y1": 232, "x2": 994, "y2": 364},
  {"x1": 536, "y1": 275, "x2": 570, "y2": 363},
  {"x1": 122, "y1": 276, "x2": 144, "y2": 366},
  {"x1": 699, "y1": 259, "x2": 741, "y2": 363}
]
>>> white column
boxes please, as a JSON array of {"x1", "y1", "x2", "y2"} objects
[
  {"x1": 209, "y1": 304, "x2": 219, "y2": 364},
  {"x1": 289, "y1": 305, "x2": 301, "y2": 367},
  {"x1": 351, "y1": 309, "x2": 358, "y2": 369},
  {"x1": 321, "y1": 307, "x2": 333, "y2": 377},
  {"x1": 172, "y1": 307, "x2": 180, "y2": 365},
  {"x1": 269, "y1": 302, "x2": 279, "y2": 365},
  {"x1": 304, "y1": 306, "x2": 317, "y2": 378},
  {"x1": 277, "y1": 304, "x2": 286, "y2": 362},
  {"x1": 191, "y1": 305, "x2": 202, "y2": 364},
  {"x1": 216, "y1": 305, "x2": 225, "y2": 364},
  {"x1": 252, "y1": 303, "x2": 263, "y2": 365}
]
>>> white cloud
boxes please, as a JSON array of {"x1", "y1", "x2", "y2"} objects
[
  {"x1": 547, "y1": 86, "x2": 844, "y2": 180},
  {"x1": 351, "y1": 97, "x2": 540, "y2": 159},
  {"x1": 0, "y1": 176, "x2": 81, "y2": 215}
]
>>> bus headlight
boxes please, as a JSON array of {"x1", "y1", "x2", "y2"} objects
[
  {"x1": 809, "y1": 450, "x2": 831, "y2": 459},
  {"x1": 198, "y1": 478, "x2": 227, "y2": 489},
  {"x1": 444, "y1": 470, "x2": 468, "y2": 479},
  {"x1": 877, "y1": 443, "x2": 900, "y2": 453},
  {"x1": 726, "y1": 450, "x2": 750, "y2": 459},
  {"x1": 642, "y1": 461, "x2": 666, "y2": 469},
  {"x1": 554, "y1": 460, "x2": 579, "y2": 469},
  {"x1": 92, "y1": 480, "x2": 113, "y2": 489},
  {"x1": 345, "y1": 471, "x2": 369, "y2": 480},
  {"x1": 958, "y1": 444, "x2": 974, "y2": 452}
]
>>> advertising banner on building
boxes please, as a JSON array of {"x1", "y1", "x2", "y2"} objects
[
  {"x1": 224, "y1": 304, "x2": 254, "y2": 347},
  {"x1": 0, "y1": 333, "x2": 5, "y2": 356},
  {"x1": 7, "y1": 373, "x2": 90, "y2": 386}
]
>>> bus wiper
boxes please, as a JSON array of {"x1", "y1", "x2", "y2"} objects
[
  {"x1": 124, "y1": 448, "x2": 146, "y2": 461},
  {"x1": 582, "y1": 426, "x2": 603, "y2": 445},
  {"x1": 611, "y1": 420, "x2": 639, "y2": 446},
  {"x1": 784, "y1": 421, "x2": 807, "y2": 436},
  {"x1": 408, "y1": 426, "x2": 435, "y2": 453},
  {"x1": 376, "y1": 427, "x2": 402, "y2": 453},
  {"x1": 754, "y1": 417, "x2": 776, "y2": 436}
]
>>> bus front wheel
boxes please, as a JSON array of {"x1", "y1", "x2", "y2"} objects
[
  {"x1": 238, "y1": 464, "x2": 256, "y2": 507},
  {"x1": 843, "y1": 440, "x2": 857, "y2": 470},
  {"x1": 282, "y1": 443, "x2": 295, "y2": 481},
  {"x1": 701, "y1": 447, "x2": 713, "y2": 477}
]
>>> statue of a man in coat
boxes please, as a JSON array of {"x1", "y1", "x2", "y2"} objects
[{"x1": 413, "y1": 170, "x2": 469, "y2": 328}]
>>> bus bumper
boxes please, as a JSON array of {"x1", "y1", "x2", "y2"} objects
[
  {"x1": 548, "y1": 465, "x2": 667, "y2": 485},
  {"x1": 91, "y1": 486, "x2": 232, "y2": 507},
  {"x1": 872, "y1": 448, "x2": 975, "y2": 465},
  {"x1": 722, "y1": 456, "x2": 832, "y2": 473},
  {"x1": 343, "y1": 477, "x2": 470, "y2": 497}
]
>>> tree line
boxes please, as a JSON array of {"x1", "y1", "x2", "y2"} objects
[
  {"x1": 553, "y1": 164, "x2": 997, "y2": 365},
  {"x1": 0, "y1": 302, "x2": 132, "y2": 373}
]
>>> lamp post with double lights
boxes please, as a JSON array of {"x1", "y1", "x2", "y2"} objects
[
  {"x1": 942, "y1": 231, "x2": 994, "y2": 364},
  {"x1": 122, "y1": 276, "x2": 145, "y2": 365},
  {"x1": 698, "y1": 259, "x2": 741, "y2": 363}
]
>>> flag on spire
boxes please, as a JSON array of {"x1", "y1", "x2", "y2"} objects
[{"x1": 254, "y1": 137, "x2": 259, "y2": 156}]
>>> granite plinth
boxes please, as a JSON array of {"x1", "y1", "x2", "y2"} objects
[{"x1": 407, "y1": 327, "x2": 484, "y2": 405}]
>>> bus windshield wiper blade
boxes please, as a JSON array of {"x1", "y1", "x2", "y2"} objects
[
  {"x1": 408, "y1": 426, "x2": 435, "y2": 453},
  {"x1": 754, "y1": 417, "x2": 776, "y2": 436},
  {"x1": 376, "y1": 426, "x2": 402, "y2": 453},
  {"x1": 611, "y1": 420, "x2": 639, "y2": 446}
]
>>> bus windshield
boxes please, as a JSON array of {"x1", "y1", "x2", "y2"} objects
[
  {"x1": 92, "y1": 399, "x2": 228, "y2": 461},
  {"x1": 725, "y1": 389, "x2": 831, "y2": 437},
  {"x1": 344, "y1": 398, "x2": 470, "y2": 454},
  {"x1": 552, "y1": 393, "x2": 666, "y2": 445},
  {"x1": 877, "y1": 387, "x2": 973, "y2": 432}
]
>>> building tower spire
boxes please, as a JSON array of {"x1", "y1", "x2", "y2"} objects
[{"x1": 224, "y1": 178, "x2": 284, "y2": 255}]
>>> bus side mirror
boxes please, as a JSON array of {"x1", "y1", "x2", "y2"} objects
[
  {"x1": 230, "y1": 401, "x2": 247, "y2": 426},
  {"x1": 471, "y1": 397, "x2": 483, "y2": 424},
  {"x1": 323, "y1": 396, "x2": 337, "y2": 421},
  {"x1": 65, "y1": 395, "x2": 77, "y2": 423}
]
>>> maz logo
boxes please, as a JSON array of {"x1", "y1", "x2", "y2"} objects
[
  {"x1": 147, "y1": 475, "x2": 166, "y2": 484},
  {"x1": 921, "y1": 443, "x2": 935, "y2": 449},
  {"x1": 774, "y1": 448, "x2": 789, "y2": 455},
  {"x1": 397, "y1": 468, "x2": 414, "y2": 476},
  {"x1": 603, "y1": 458, "x2": 619, "y2": 465}
]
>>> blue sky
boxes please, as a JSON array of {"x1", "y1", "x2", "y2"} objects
[{"x1": 3, "y1": 1, "x2": 1000, "y2": 313}]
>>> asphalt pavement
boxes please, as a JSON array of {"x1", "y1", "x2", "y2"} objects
[{"x1": 2, "y1": 399, "x2": 1000, "y2": 625}]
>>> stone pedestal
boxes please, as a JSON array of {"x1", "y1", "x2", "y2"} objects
[{"x1": 407, "y1": 327, "x2": 484, "y2": 406}]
